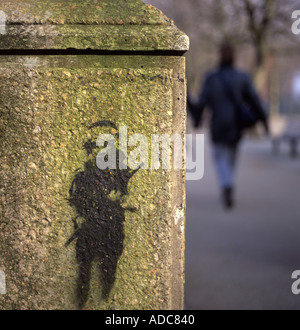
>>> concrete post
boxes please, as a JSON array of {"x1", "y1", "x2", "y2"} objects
[{"x1": 0, "y1": 0, "x2": 189, "y2": 310}]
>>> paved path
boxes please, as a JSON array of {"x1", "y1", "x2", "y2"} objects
[{"x1": 184, "y1": 130, "x2": 300, "y2": 310}]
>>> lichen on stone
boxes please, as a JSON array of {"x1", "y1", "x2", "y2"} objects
[{"x1": 0, "y1": 55, "x2": 186, "y2": 310}]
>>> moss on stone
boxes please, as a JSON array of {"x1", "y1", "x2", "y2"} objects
[
  {"x1": 0, "y1": 55, "x2": 186, "y2": 310},
  {"x1": 1, "y1": 0, "x2": 171, "y2": 26},
  {"x1": 0, "y1": 1, "x2": 189, "y2": 51}
]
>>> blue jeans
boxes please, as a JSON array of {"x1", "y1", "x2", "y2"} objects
[{"x1": 212, "y1": 143, "x2": 238, "y2": 189}]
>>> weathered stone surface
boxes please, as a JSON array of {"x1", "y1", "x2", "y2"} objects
[
  {"x1": 0, "y1": 0, "x2": 188, "y2": 310},
  {"x1": 0, "y1": 55, "x2": 186, "y2": 310},
  {"x1": 0, "y1": 0, "x2": 189, "y2": 51}
]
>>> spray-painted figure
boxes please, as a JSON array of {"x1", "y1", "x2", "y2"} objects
[{"x1": 66, "y1": 121, "x2": 138, "y2": 309}]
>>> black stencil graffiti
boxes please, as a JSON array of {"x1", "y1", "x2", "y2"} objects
[{"x1": 65, "y1": 121, "x2": 138, "y2": 309}]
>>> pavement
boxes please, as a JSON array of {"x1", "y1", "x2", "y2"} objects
[{"x1": 184, "y1": 128, "x2": 300, "y2": 310}]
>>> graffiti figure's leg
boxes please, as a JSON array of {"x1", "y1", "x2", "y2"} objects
[{"x1": 76, "y1": 251, "x2": 93, "y2": 309}]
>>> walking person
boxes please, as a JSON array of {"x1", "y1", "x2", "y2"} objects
[{"x1": 194, "y1": 42, "x2": 269, "y2": 209}]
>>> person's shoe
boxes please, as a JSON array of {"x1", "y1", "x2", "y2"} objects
[{"x1": 223, "y1": 186, "x2": 234, "y2": 210}]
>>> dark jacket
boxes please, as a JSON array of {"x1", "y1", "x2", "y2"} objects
[{"x1": 195, "y1": 65, "x2": 268, "y2": 145}]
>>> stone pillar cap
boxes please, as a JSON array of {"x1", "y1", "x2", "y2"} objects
[{"x1": 0, "y1": 0, "x2": 189, "y2": 52}]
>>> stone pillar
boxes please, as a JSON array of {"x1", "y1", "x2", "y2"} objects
[{"x1": 0, "y1": 0, "x2": 189, "y2": 310}]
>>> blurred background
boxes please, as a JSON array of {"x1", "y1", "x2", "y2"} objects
[{"x1": 143, "y1": 0, "x2": 300, "y2": 310}]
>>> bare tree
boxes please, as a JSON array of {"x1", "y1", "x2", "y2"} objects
[{"x1": 143, "y1": 0, "x2": 300, "y2": 97}]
